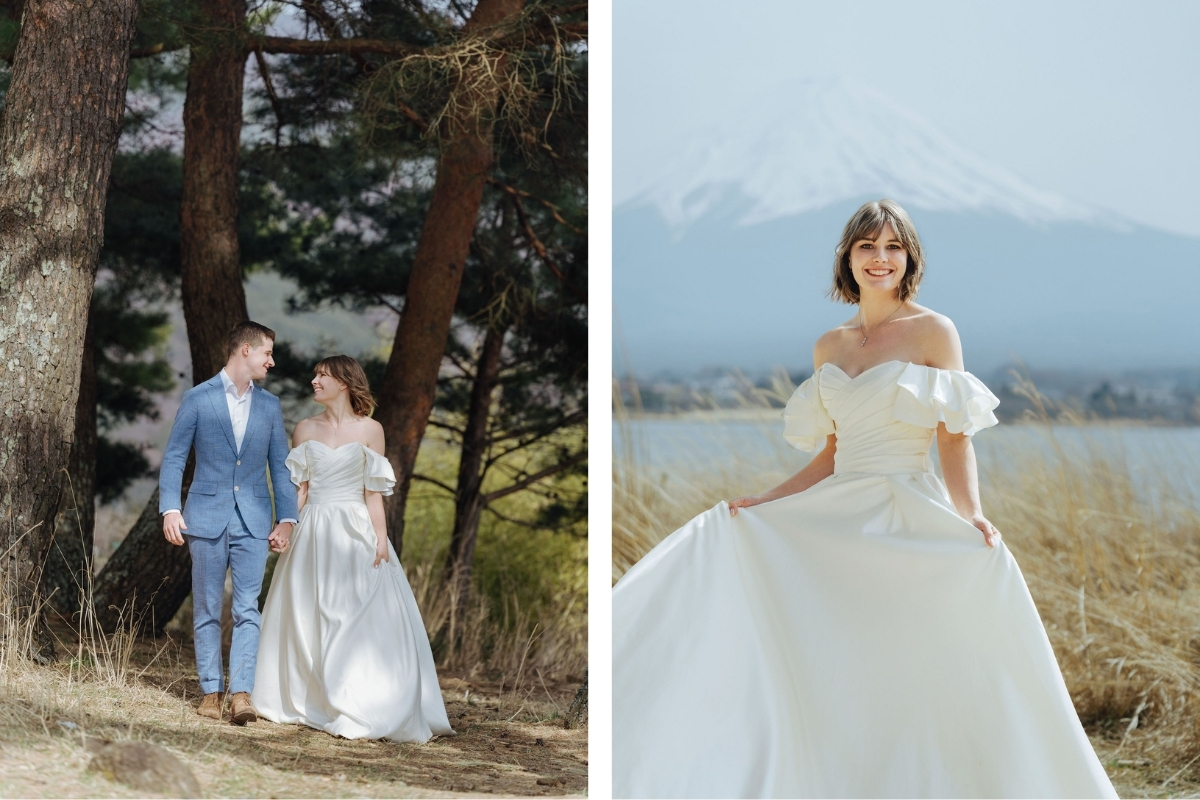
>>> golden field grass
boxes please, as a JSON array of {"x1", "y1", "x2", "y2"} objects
[{"x1": 614, "y1": 378, "x2": 1200, "y2": 798}]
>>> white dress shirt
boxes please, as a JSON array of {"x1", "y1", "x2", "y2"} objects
[
  {"x1": 163, "y1": 370, "x2": 296, "y2": 526},
  {"x1": 219, "y1": 368, "x2": 254, "y2": 452}
]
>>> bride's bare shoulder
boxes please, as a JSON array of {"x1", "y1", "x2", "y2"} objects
[
  {"x1": 908, "y1": 306, "x2": 963, "y2": 369},
  {"x1": 361, "y1": 417, "x2": 385, "y2": 452},
  {"x1": 292, "y1": 416, "x2": 320, "y2": 445},
  {"x1": 813, "y1": 327, "x2": 851, "y2": 369}
]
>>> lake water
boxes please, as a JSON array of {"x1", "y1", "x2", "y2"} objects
[{"x1": 615, "y1": 414, "x2": 1200, "y2": 501}]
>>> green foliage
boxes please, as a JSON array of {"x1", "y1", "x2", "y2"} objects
[
  {"x1": 405, "y1": 438, "x2": 586, "y2": 643},
  {"x1": 95, "y1": 438, "x2": 152, "y2": 504},
  {"x1": 473, "y1": 516, "x2": 587, "y2": 625},
  {"x1": 91, "y1": 104, "x2": 183, "y2": 503},
  {"x1": 91, "y1": 282, "x2": 175, "y2": 501}
]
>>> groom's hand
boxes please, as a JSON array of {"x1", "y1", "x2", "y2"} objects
[
  {"x1": 268, "y1": 521, "x2": 293, "y2": 553},
  {"x1": 163, "y1": 512, "x2": 187, "y2": 546}
]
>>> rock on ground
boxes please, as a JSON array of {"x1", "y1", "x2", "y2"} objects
[{"x1": 87, "y1": 739, "x2": 202, "y2": 798}]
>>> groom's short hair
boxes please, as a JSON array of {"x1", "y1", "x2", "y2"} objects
[{"x1": 227, "y1": 320, "x2": 277, "y2": 358}]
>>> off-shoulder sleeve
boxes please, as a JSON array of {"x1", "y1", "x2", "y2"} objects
[
  {"x1": 893, "y1": 363, "x2": 1000, "y2": 436},
  {"x1": 363, "y1": 447, "x2": 396, "y2": 496},
  {"x1": 285, "y1": 441, "x2": 310, "y2": 485},
  {"x1": 782, "y1": 375, "x2": 835, "y2": 452}
]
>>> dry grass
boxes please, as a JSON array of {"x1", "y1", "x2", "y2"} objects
[
  {"x1": 0, "y1": 617, "x2": 586, "y2": 798},
  {"x1": 0, "y1": 520, "x2": 586, "y2": 797},
  {"x1": 613, "y1": 376, "x2": 1200, "y2": 798}
]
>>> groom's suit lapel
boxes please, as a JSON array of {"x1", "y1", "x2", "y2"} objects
[{"x1": 205, "y1": 377, "x2": 238, "y2": 455}]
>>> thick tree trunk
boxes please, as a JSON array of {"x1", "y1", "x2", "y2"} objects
[
  {"x1": 444, "y1": 324, "x2": 505, "y2": 611},
  {"x1": 0, "y1": 0, "x2": 137, "y2": 659},
  {"x1": 375, "y1": 0, "x2": 525, "y2": 559},
  {"x1": 92, "y1": 485, "x2": 194, "y2": 633},
  {"x1": 92, "y1": 0, "x2": 249, "y2": 631},
  {"x1": 179, "y1": 0, "x2": 250, "y2": 381},
  {"x1": 42, "y1": 312, "x2": 97, "y2": 617}
]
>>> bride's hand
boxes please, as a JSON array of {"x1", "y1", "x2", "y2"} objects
[
  {"x1": 373, "y1": 536, "x2": 390, "y2": 568},
  {"x1": 728, "y1": 495, "x2": 768, "y2": 517},
  {"x1": 969, "y1": 515, "x2": 1003, "y2": 548}
]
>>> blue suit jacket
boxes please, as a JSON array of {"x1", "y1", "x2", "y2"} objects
[{"x1": 159, "y1": 374, "x2": 298, "y2": 539}]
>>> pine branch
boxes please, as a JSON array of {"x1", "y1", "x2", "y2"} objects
[
  {"x1": 253, "y1": 48, "x2": 286, "y2": 147},
  {"x1": 411, "y1": 472, "x2": 458, "y2": 496},
  {"x1": 483, "y1": 451, "x2": 587, "y2": 503},
  {"x1": 507, "y1": 190, "x2": 586, "y2": 302},
  {"x1": 488, "y1": 177, "x2": 585, "y2": 234},
  {"x1": 490, "y1": 408, "x2": 586, "y2": 446},
  {"x1": 483, "y1": 505, "x2": 559, "y2": 530}
]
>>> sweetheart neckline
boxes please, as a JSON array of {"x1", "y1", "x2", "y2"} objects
[
  {"x1": 820, "y1": 359, "x2": 912, "y2": 382},
  {"x1": 302, "y1": 440, "x2": 371, "y2": 453}
]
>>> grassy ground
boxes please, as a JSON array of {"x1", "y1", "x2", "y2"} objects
[{"x1": 0, "y1": 624, "x2": 586, "y2": 798}]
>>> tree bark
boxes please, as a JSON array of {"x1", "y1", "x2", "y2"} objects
[
  {"x1": 92, "y1": 485, "x2": 194, "y2": 633},
  {"x1": 564, "y1": 670, "x2": 587, "y2": 729},
  {"x1": 92, "y1": 0, "x2": 249, "y2": 631},
  {"x1": 444, "y1": 324, "x2": 504, "y2": 611},
  {"x1": 375, "y1": 0, "x2": 525, "y2": 559},
  {"x1": 42, "y1": 311, "x2": 97, "y2": 617},
  {"x1": 0, "y1": 0, "x2": 138, "y2": 658},
  {"x1": 180, "y1": 0, "x2": 250, "y2": 382}
]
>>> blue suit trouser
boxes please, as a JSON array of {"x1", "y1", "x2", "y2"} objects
[{"x1": 185, "y1": 508, "x2": 269, "y2": 695}]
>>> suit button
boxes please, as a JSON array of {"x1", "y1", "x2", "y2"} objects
[
  {"x1": 236, "y1": 460, "x2": 241, "y2": 466},
  {"x1": 234, "y1": 486, "x2": 239, "y2": 492}
]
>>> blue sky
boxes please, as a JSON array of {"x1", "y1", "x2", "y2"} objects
[{"x1": 614, "y1": 0, "x2": 1200, "y2": 237}]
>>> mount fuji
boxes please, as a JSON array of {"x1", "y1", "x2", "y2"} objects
[{"x1": 614, "y1": 77, "x2": 1199, "y2": 378}]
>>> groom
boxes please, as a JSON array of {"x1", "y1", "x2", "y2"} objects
[{"x1": 160, "y1": 321, "x2": 298, "y2": 725}]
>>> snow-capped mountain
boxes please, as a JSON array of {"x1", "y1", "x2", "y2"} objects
[
  {"x1": 617, "y1": 76, "x2": 1118, "y2": 231},
  {"x1": 614, "y1": 77, "x2": 1200, "y2": 377}
]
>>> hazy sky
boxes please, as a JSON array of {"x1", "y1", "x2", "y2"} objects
[{"x1": 614, "y1": 1, "x2": 1200, "y2": 237}]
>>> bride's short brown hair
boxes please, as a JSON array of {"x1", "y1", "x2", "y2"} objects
[
  {"x1": 830, "y1": 199, "x2": 926, "y2": 304},
  {"x1": 314, "y1": 355, "x2": 376, "y2": 418}
]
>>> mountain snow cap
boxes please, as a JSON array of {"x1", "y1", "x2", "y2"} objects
[{"x1": 618, "y1": 76, "x2": 1119, "y2": 230}]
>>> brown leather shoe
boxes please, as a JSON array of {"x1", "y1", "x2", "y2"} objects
[
  {"x1": 197, "y1": 692, "x2": 224, "y2": 720},
  {"x1": 229, "y1": 692, "x2": 258, "y2": 725}
]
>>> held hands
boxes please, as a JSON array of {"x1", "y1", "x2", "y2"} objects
[
  {"x1": 373, "y1": 536, "x2": 390, "y2": 568},
  {"x1": 728, "y1": 495, "x2": 769, "y2": 517},
  {"x1": 163, "y1": 512, "x2": 187, "y2": 546},
  {"x1": 969, "y1": 514, "x2": 1003, "y2": 548},
  {"x1": 268, "y1": 522, "x2": 293, "y2": 554}
]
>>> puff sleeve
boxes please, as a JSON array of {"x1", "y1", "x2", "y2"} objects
[
  {"x1": 782, "y1": 375, "x2": 835, "y2": 452},
  {"x1": 363, "y1": 447, "x2": 397, "y2": 496},
  {"x1": 893, "y1": 363, "x2": 1000, "y2": 436},
  {"x1": 285, "y1": 441, "x2": 311, "y2": 485}
]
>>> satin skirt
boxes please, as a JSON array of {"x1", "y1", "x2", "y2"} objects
[
  {"x1": 253, "y1": 499, "x2": 453, "y2": 741},
  {"x1": 613, "y1": 470, "x2": 1117, "y2": 798}
]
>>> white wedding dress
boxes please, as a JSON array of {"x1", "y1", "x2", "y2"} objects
[
  {"x1": 613, "y1": 361, "x2": 1117, "y2": 798},
  {"x1": 252, "y1": 441, "x2": 454, "y2": 742}
]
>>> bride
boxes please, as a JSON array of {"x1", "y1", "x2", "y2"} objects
[
  {"x1": 252, "y1": 355, "x2": 453, "y2": 742},
  {"x1": 613, "y1": 200, "x2": 1118, "y2": 798}
]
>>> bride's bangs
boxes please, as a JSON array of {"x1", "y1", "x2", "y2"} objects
[{"x1": 829, "y1": 199, "x2": 926, "y2": 304}]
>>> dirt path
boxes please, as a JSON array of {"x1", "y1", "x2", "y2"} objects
[{"x1": 0, "y1": 631, "x2": 587, "y2": 798}]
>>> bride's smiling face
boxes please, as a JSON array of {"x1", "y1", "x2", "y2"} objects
[
  {"x1": 849, "y1": 223, "x2": 908, "y2": 296},
  {"x1": 311, "y1": 370, "x2": 347, "y2": 403}
]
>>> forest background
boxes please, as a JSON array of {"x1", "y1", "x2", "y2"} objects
[{"x1": 0, "y1": 0, "x2": 588, "y2": 795}]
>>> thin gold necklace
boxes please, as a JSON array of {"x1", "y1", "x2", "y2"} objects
[{"x1": 859, "y1": 302, "x2": 905, "y2": 348}]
